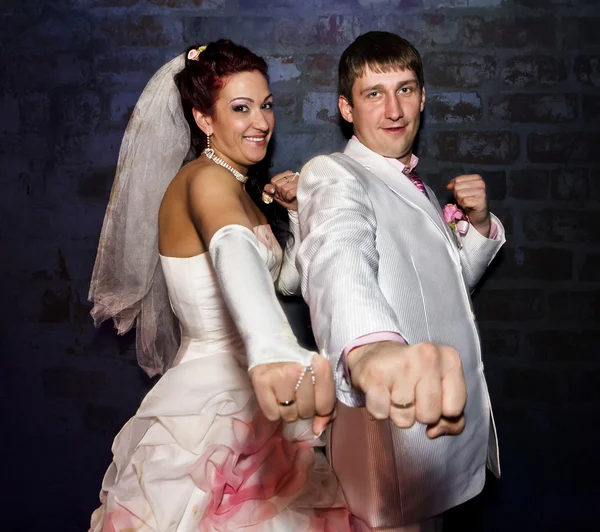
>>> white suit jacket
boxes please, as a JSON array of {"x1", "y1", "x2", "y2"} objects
[{"x1": 297, "y1": 138, "x2": 505, "y2": 525}]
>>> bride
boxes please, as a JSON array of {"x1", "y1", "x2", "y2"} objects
[{"x1": 88, "y1": 39, "x2": 350, "y2": 531}]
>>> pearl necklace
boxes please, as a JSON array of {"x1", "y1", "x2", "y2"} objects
[{"x1": 202, "y1": 148, "x2": 248, "y2": 184}]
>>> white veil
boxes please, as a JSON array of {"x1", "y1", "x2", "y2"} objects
[{"x1": 88, "y1": 54, "x2": 190, "y2": 377}]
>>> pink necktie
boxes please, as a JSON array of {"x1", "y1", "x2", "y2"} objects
[{"x1": 404, "y1": 168, "x2": 429, "y2": 199}]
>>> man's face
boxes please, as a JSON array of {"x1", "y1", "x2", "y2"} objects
[{"x1": 339, "y1": 66, "x2": 425, "y2": 165}]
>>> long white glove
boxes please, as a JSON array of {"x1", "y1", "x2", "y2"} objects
[
  {"x1": 209, "y1": 224, "x2": 314, "y2": 371},
  {"x1": 275, "y1": 210, "x2": 301, "y2": 296}
]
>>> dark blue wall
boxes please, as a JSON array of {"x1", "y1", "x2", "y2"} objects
[{"x1": 1, "y1": 0, "x2": 598, "y2": 530}]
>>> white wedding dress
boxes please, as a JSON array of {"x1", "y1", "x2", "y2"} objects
[{"x1": 90, "y1": 225, "x2": 351, "y2": 532}]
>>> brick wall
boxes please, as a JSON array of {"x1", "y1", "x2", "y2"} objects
[{"x1": 1, "y1": 0, "x2": 597, "y2": 530}]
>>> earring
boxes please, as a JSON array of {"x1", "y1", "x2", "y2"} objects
[{"x1": 203, "y1": 133, "x2": 215, "y2": 159}]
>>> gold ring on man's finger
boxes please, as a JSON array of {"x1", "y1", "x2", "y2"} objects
[{"x1": 391, "y1": 401, "x2": 415, "y2": 409}]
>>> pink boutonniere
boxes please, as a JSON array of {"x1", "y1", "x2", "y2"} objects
[{"x1": 442, "y1": 204, "x2": 470, "y2": 248}]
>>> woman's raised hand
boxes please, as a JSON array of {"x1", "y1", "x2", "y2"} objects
[{"x1": 262, "y1": 170, "x2": 299, "y2": 210}]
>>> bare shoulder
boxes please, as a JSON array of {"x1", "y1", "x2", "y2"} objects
[
  {"x1": 184, "y1": 158, "x2": 249, "y2": 235},
  {"x1": 181, "y1": 158, "x2": 253, "y2": 243},
  {"x1": 185, "y1": 158, "x2": 242, "y2": 200}
]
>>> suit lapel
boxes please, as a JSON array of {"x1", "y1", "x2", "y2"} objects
[{"x1": 343, "y1": 139, "x2": 452, "y2": 244}]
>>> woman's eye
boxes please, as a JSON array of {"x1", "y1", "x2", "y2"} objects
[
  {"x1": 232, "y1": 105, "x2": 249, "y2": 112},
  {"x1": 262, "y1": 102, "x2": 273, "y2": 110}
]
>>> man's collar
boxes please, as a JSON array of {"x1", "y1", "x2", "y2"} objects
[{"x1": 350, "y1": 135, "x2": 419, "y2": 175}]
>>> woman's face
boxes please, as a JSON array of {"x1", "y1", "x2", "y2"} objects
[{"x1": 204, "y1": 70, "x2": 274, "y2": 172}]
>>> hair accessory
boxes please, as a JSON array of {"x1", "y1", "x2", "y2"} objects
[{"x1": 187, "y1": 45, "x2": 207, "y2": 61}]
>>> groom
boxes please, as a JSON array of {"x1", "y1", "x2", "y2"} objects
[{"x1": 297, "y1": 32, "x2": 505, "y2": 531}]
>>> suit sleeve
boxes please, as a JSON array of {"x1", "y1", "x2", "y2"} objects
[
  {"x1": 459, "y1": 213, "x2": 506, "y2": 291},
  {"x1": 275, "y1": 210, "x2": 301, "y2": 296},
  {"x1": 296, "y1": 155, "x2": 402, "y2": 406}
]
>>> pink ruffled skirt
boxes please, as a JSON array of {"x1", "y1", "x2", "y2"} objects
[{"x1": 89, "y1": 355, "x2": 351, "y2": 531}]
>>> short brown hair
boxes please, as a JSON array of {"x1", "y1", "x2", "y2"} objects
[{"x1": 338, "y1": 31, "x2": 424, "y2": 106}]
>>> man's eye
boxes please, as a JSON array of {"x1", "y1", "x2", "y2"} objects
[
  {"x1": 399, "y1": 87, "x2": 412, "y2": 94},
  {"x1": 368, "y1": 91, "x2": 379, "y2": 98}
]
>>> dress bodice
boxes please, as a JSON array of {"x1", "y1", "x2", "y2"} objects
[{"x1": 159, "y1": 225, "x2": 282, "y2": 365}]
